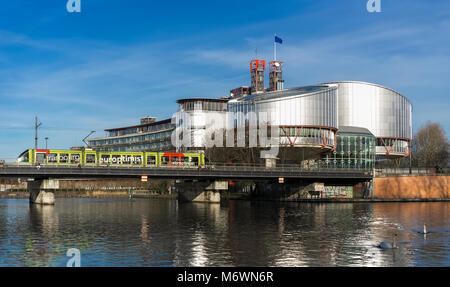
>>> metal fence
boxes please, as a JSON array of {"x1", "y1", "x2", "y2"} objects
[
  {"x1": 376, "y1": 167, "x2": 450, "y2": 177},
  {"x1": 1, "y1": 161, "x2": 374, "y2": 173}
]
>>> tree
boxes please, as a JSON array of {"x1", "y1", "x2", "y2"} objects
[{"x1": 411, "y1": 122, "x2": 449, "y2": 168}]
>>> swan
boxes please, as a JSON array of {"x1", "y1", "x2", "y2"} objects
[
  {"x1": 378, "y1": 234, "x2": 398, "y2": 249},
  {"x1": 418, "y1": 223, "x2": 430, "y2": 235}
]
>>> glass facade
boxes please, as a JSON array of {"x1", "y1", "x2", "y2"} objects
[
  {"x1": 88, "y1": 121, "x2": 175, "y2": 152},
  {"x1": 322, "y1": 127, "x2": 376, "y2": 170},
  {"x1": 107, "y1": 122, "x2": 173, "y2": 137}
]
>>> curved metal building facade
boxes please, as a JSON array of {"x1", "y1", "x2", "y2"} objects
[
  {"x1": 325, "y1": 81, "x2": 412, "y2": 157},
  {"x1": 228, "y1": 85, "x2": 338, "y2": 150}
]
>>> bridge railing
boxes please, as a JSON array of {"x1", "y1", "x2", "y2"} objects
[
  {"x1": 375, "y1": 167, "x2": 450, "y2": 177},
  {"x1": 2, "y1": 161, "x2": 374, "y2": 175}
]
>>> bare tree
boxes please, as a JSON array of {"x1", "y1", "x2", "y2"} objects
[{"x1": 412, "y1": 122, "x2": 449, "y2": 168}]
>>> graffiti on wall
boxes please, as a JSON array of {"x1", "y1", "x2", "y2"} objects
[{"x1": 324, "y1": 186, "x2": 353, "y2": 198}]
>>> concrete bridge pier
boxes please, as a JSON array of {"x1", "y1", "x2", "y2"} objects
[
  {"x1": 177, "y1": 180, "x2": 228, "y2": 203},
  {"x1": 28, "y1": 179, "x2": 58, "y2": 205}
]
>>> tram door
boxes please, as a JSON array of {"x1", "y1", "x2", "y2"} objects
[{"x1": 35, "y1": 151, "x2": 47, "y2": 164}]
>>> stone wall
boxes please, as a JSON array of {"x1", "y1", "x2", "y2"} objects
[{"x1": 374, "y1": 175, "x2": 450, "y2": 199}]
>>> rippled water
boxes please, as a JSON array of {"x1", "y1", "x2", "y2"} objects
[{"x1": 0, "y1": 198, "x2": 449, "y2": 267}]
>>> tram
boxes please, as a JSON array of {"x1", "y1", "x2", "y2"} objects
[{"x1": 17, "y1": 149, "x2": 205, "y2": 167}]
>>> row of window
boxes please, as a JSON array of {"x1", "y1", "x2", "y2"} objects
[
  {"x1": 107, "y1": 123, "x2": 173, "y2": 137},
  {"x1": 97, "y1": 141, "x2": 172, "y2": 152},
  {"x1": 90, "y1": 131, "x2": 173, "y2": 146},
  {"x1": 181, "y1": 101, "x2": 227, "y2": 112}
]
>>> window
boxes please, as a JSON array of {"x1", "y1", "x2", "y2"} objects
[
  {"x1": 86, "y1": 154, "x2": 96, "y2": 164},
  {"x1": 47, "y1": 153, "x2": 57, "y2": 163},
  {"x1": 112, "y1": 155, "x2": 121, "y2": 164},
  {"x1": 121, "y1": 155, "x2": 131, "y2": 165},
  {"x1": 161, "y1": 156, "x2": 170, "y2": 166},
  {"x1": 147, "y1": 156, "x2": 156, "y2": 165},
  {"x1": 171, "y1": 156, "x2": 180, "y2": 165},
  {"x1": 133, "y1": 156, "x2": 142, "y2": 165},
  {"x1": 71, "y1": 154, "x2": 81, "y2": 164},
  {"x1": 60, "y1": 154, "x2": 69, "y2": 163},
  {"x1": 101, "y1": 155, "x2": 110, "y2": 164}
]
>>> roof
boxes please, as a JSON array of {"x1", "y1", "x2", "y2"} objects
[
  {"x1": 104, "y1": 118, "x2": 172, "y2": 132},
  {"x1": 176, "y1": 98, "x2": 229, "y2": 104},
  {"x1": 338, "y1": 126, "x2": 375, "y2": 136},
  {"x1": 323, "y1": 81, "x2": 411, "y2": 105},
  {"x1": 229, "y1": 85, "x2": 335, "y2": 103}
]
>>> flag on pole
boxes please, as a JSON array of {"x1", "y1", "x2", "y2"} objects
[{"x1": 275, "y1": 36, "x2": 283, "y2": 44}]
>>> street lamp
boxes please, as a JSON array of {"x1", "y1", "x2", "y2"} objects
[
  {"x1": 45, "y1": 137, "x2": 49, "y2": 149},
  {"x1": 83, "y1": 131, "x2": 96, "y2": 147},
  {"x1": 34, "y1": 116, "x2": 42, "y2": 150}
]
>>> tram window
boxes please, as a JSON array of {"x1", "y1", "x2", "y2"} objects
[
  {"x1": 112, "y1": 155, "x2": 121, "y2": 164},
  {"x1": 181, "y1": 157, "x2": 190, "y2": 165},
  {"x1": 47, "y1": 153, "x2": 57, "y2": 163},
  {"x1": 133, "y1": 156, "x2": 142, "y2": 165},
  {"x1": 60, "y1": 154, "x2": 69, "y2": 163},
  {"x1": 121, "y1": 155, "x2": 131, "y2": 165},
  {"x1": 171, "y1": 156, "x2": 180, "y2": 165},
  {"x1": 36, "y1": 153, "x2": 47, "y2": 163},
  {"x1": 191, "y1": 157, "x2": 199, "y2": 166},
  {"x1": 19, "y1": 152, "x2": 30, "y2": 163},
  {"x1": 101, "y1": 155, "x2": 110, "y2": 164},
  {"x1": 161, "y1": 156, "x2": 170, "y2": 165},
  {"x1": 147, "y1": 156, "x2": 156, "y2": 165},
  {"x1": 71, "y1": 154, "x2": 81, "y2": 164},
  {"x1": 86, "y1": 154, "x2": 96, "y2": 164}
]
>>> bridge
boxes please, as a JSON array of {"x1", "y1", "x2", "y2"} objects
[
  {"x1": 0, "y1": 164, "x2": 373, "y2": 180},
  {"x1": 0, "y1": 163, "x2": 374, "y2": 205}
]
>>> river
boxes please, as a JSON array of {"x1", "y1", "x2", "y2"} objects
[{"x1": 0, "y1": 198, "x2": 449, "y2": 267}]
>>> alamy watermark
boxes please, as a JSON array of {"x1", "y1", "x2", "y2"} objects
[
  {"x1": 66, "y1": 248, "x2": 81, "y2": 267},
  {"x1": 67, "y1": 0, "x2": 81, "y2": 13},
  {"x1": 171, "y1": 111, "x2": 280, "y2": 159},
  {"x1": 367, "y1": 0, "x2": 381, "y2": 13}
]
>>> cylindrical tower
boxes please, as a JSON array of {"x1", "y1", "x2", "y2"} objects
[
  {"x1": 325, "y1": 81, "x2": 413, "y2": 158},
  {"x1": 228, "y1": 85, "x2": 339, "y2": 161}
]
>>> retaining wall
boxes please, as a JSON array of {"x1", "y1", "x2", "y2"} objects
[{"x1": 374, "y1": 175, "x2": 450, "y2": 199}]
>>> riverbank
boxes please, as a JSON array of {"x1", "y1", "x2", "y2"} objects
[
  {"x1": 0, "y1": 190, "x2": 177, "y2": 199},
  {"x1": 2, "y1": 191, "x2": 450, "y2": 202},
  {"x1": 2, "y1": 175, "x2": 449, "y2": 202}
]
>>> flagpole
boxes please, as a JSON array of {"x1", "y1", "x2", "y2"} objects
[{"x1": 274, "y1": 34, "x2": 277, "y2": 61}]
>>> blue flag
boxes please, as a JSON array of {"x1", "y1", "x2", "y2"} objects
[{"x1": 275, "y1": 36, "x2": 283, "y2": 44}]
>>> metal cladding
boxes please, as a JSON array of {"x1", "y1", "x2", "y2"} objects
[
  {"x1": 227, "y1": 81, "x2": 412, "y2": 157},
  {"x1": 229, "y1": 85, "x2": 337, "y2": 127},
  {"x1": 324, "y1": 81, "x2": 412, "y2": 157},
  {"x1": 228, "y1": 85, "x2": 338, "y2": 149}
]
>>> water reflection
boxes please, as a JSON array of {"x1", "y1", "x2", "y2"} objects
[{"x1": 0, "y1": 199, "x2": 448, "y2": 266}]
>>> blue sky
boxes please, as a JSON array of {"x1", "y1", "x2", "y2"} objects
[{"x1": 0, "y1": 0, "x2": 449, "y2": 159}]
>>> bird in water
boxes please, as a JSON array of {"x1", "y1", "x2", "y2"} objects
[
  {"x1": 418, "y1": 223, "x2": 430, "y2": 235},
  {"x1": 378, "y1": 234, "x2": 398, "y2": 249}
]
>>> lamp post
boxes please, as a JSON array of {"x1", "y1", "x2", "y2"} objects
[
  {"x1": 45, "y1": 137, "x2": 49, "y2": 149},
  {"x1": 34, "y1": 116, "x2": 42, "y2": 150},
  {"x1": 83, "y1": 131, "x2": 96, "y2": 147}
]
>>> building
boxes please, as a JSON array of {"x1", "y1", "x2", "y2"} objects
[
  {"x1": 174, "y1": 98, "x2": 229, "y2": 150},
  {"x1": 88, "y1": 117, "x2": 175, "y2": 152},
  {"x1": 326, "y1": 81, "x2": 412, "y2": 158},
  {"x1": 87, "y1": 58, "x2": 412, "y2": 166},
  {"x1": 323, "y1": 126, "x2": 376, "y2": 170}
]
